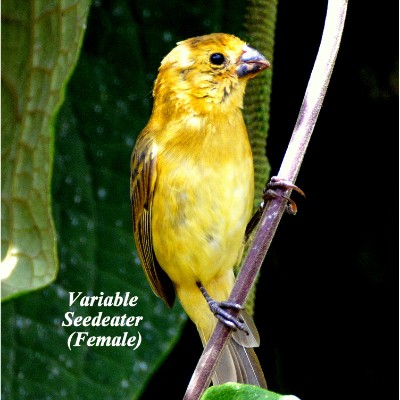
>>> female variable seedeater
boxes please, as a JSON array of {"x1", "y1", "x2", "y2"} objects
[{"x1": 131, "y1": 33, "x2": 269, "y2": 386}]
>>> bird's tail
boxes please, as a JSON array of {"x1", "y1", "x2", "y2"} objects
[
  {"x1": 198, "y1": 310, "x2": 267, "y2": 388},
  {"x1": 212, "y1": 337, "x2": 267, "y2": 388}
]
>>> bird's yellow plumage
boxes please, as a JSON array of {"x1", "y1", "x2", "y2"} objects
[{"x1": 131, "y1": 33, "x2": 269, "y2": 386}]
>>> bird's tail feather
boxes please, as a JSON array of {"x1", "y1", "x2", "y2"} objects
[
  {"x1": 212, "y1": 338, "x2": 267, "y2": 388},
  {"x1": 197, "y1": 310, "x2": 267, "y2": 388},
  {"x1": 211, "y1": 310, "x2": 267, "y2": 388}
]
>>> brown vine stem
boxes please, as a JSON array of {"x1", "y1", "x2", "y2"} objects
[{"x1": 183, "y1": 1, "x2": 349, "y2": 399}]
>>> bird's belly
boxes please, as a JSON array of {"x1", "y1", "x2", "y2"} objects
[{"x1": 151, "y1": 159, "x2": 253, "y2": 287}]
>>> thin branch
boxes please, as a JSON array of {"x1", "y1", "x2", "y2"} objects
[{"x1": 183, "y1": 1, "x2": 349, "y2": 399}]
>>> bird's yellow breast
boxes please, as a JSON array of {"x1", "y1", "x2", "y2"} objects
[{"x1": 151, "y1": 111, "x2": 253, "y2": 289}]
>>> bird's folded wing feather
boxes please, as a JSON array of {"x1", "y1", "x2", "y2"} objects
[{"x1": 130, "y1": 135, "x2": 175, "y2": 307}]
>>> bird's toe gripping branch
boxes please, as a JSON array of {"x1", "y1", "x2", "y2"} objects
[
  {"x1": 196, "y1": 282, "x2": 249, "y2": 335},
  {"x1": 263, "y1": 176, "x2": 305, "y2": 215},
  {"x1": 244, "y1": 176, "x2": 305, "y2": 241}
]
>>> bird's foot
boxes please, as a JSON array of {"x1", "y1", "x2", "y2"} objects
[
  {"x1": 262, "y1": 176, "x2": 305, "y2": 215},
  {"x1": 196, "y1": 282, "x2": 249, "y2": 334}
]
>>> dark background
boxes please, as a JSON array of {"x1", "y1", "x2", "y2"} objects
[{"x1": 141, "y1": 2, "x2": 398, "y2": 399}]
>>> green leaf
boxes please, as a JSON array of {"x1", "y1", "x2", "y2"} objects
[
  {"x1": 1, "y1": 0, "x2": 91, "y2": 300},
  {"x1": 2, "y1": 1, "x2": 187, "y2": 399},
  {"x1": 201, "y1": 383, "x2": 301, "y2": 400}
]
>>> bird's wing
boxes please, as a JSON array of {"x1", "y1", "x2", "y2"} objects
[{"x1": 130, "y1": 135, "x2": 175, "y2": 307}]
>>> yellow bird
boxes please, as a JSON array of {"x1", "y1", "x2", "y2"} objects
[{"x1": 131, "y1": 33, "x2": 269, "y2": 386}]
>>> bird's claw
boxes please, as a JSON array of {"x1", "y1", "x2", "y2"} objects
[
  {"x1": 197, "y1": 283, "x2": 249, "y2": 334},
  {"x1": 262, "y1": 176, "x2": 305, "y2": 215},
  {"x1": 209, "y1": 300, "x2": 247, "y2": 333}
]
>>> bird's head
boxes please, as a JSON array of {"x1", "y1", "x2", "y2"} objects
[{"x1": 152, "y1": 33, "x2": 270, "y2": 116}]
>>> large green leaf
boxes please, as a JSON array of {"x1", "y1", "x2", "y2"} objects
[
  {"x1": 2, "y1": 1, "x2": 188, "y2": 399},
  {"x1": 1, "y1": 0, "x2": 91, "y2": 299}
]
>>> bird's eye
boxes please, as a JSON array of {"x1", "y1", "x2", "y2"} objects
[{"x1": 210, "y1": 53, "x2": 225, "y2": 65}]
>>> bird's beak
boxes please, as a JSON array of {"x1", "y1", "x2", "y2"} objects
[{"x1": 236, "y1": 45, "x2": 270, "y2": 78}]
